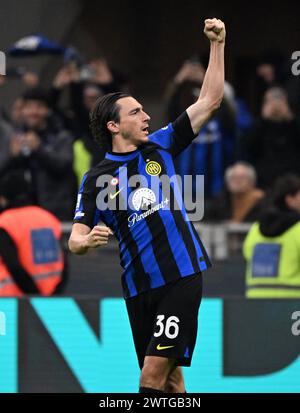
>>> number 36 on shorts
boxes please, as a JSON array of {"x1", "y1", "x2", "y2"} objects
[{"x1": 154, "y1": 315, "x2": 180, "y2": 339}]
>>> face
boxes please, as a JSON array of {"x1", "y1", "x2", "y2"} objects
[
  {"x1": 84, "y1": 87, "x2": 102, "y2": 111},
  {"x1": 262, "y1": 89, "x2": 290, "y2": 118},
  {"x1": 0, "y1": 196, "x2": 8, "y2": 210},
  {"x1": 256, "y1": 63, "x2": 275, "y2": 83},
  {"x1": 109, "y1": 97, "x2": 151, "y2": 145},
  {"x1": 226, "y1": 165, "x2": 254, "y2": 194},
  {"x1": 22, "y1": 100, "x2": 49, "y2": 129},
  {"x1": 286, "y1": 190, "x2": 300, "y2": 214},
  {"x1": 11, "y1": 98, "x2": 24, "y2": 126}
]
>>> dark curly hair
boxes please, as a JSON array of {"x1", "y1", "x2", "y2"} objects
[
  {"x1": 23, "y1": 87, "x2": 50, "y2": 106},
  {"x1": 272, "y1": 174, "x2": 300, "y2": 211},
  {"x1": 89, "y1": 92, "x2": 130, "y2": 151}
]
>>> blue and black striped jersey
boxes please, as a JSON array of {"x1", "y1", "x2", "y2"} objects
[{"x1": 74, "y1": 111, "x2": 211, "y2": 298}]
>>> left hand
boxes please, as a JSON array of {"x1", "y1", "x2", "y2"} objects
[
  {"x1": 10, "y1": 134, "x2": 25, "y2": 157},
  {"x1": 204, "y1": 18, "x2": 226, "y2": 43},
  {"x1": 24, "y1": 131, "x2": 41, "y2": 152}
]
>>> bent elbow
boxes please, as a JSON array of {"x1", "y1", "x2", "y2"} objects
[
  {"x1": 209, "y1": 96, "x2": 223, "y2": 113},
  {"x1": 68, "y1": 238, "x2": 76, "y2": 254},
  {"x1": 68, "y1": 237, "x2": 79, "y2": 255},
  {"x1": 68, "y1": 237, "x2": 88, "y2": 255}
]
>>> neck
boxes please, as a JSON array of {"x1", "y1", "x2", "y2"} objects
[
  {"x1": 232, "y1": 187, "x2": 258, "y2": 198},
  {"x1": 111, "y1": 137, "x2": 139, "y2": 153}
]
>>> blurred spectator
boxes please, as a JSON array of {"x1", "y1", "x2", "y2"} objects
[
  {"x1": 285, "y1": 73, "x2": 300, "y2": 123},
  {"x1": 253, "y1": 51, "x2": 286, "y2": 116},
  {"x1": 243, "y1": 174, "x2": 300, "y2": 298},
  {"x1": 10, "y1": 97, "x2": 25, "y2": 129},
  {"x1": 0, "y1": 75, "x2": 10, "y2": 121},
  {"x1": 50, "y1": 59, "x2": 129, "y2": 184},
  {"x1": 206, "y1": 162, "x2": 265, "y2": 222},
  {"x1": 21, "y1": 71, "x2": 39, "y2": 88},
  {"x1": 165, "y1": 58, "x2": 237, "y2": 198},
  {"x1": 4, "y1": 88, "x2": 76, "y2": 221},
  {"x1": 88, "y1": 57, "x2": 130, "y2": 93},
  {"x1": 0, "y1": 118, "x2": 14, "y2": 172},
  {"x1": 165, "y1": 59, "x2": 206, "y2": 117},
  {"x1": 241, "y1": 86, "x2": 300, "y2": 189},
  {"x1": 5, "y1": 67, "x2": 40, "y2": 88},
  {"x1": 224, "y1": 82, "x2": 252, "y2": 136},
  {"x1": 71, "y1": 83, "x2": 105, "y2": 184},
  {"x1": 0, "y1": 170, "x2": 66, "y2": 296},
  {"x1": 51, "y1": 59, "x2": 129, "y2": 137}
]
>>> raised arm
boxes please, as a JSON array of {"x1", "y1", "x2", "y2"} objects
[{"x1": 186, "y1": 18, "x2": 226, "y2": 134}]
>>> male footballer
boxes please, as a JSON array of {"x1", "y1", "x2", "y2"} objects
[{"x1": 69, "y1": 18, "x2": 225, "y2": 393}]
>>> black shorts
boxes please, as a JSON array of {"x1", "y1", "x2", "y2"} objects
[{"x1": 126, "y1": 273, "x2": 203, "y2": 369}]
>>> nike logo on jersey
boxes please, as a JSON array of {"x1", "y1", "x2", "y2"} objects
[
  {"x1": 156, "y1": 344, "x2": 175, "y2": 351},
  {"x1": 109, "y1": 187, "x2": 124, "y2": 200}
]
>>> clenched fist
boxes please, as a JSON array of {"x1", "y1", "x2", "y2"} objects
[
  {"x1": 85, "y1": 225, "x2": 113, "y2": 248},
  {"x1": 204, "y1": 18, "x2": 226, "y2": 43}
]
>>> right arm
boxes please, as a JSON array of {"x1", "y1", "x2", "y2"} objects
[
  {"x1": 148, "y1": 18, "x2": 225, "y2": 157},
  {"x1": 69, "y1": 173, "x2": 113, "y2": 255},
  {"x1": 186, "y1": 18, "x2": 225, "y2": 135},
  {"x1": 68, "y1": 223, "x2": 113, "y2": 255}
]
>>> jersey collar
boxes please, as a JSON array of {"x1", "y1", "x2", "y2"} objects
[{"x1": 105, "y1": 148, "x2": 140, "y2": 162}]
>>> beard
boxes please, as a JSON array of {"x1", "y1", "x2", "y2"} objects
[{"x1": 121, "y1": 130, "x2": 145, "y2": 146}]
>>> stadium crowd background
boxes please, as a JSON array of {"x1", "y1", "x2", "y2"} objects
[{"x1": 0, "y1": 0, "x2": 300, "y2": 297}]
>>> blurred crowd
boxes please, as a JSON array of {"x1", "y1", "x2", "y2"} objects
[
  {"x1": 0, "y1": 47, "x2": 300, "y2": 226},
  {"x1": 0, "y1": 57, "x2": 130, "y2": 221},
  {"x1": 165, "y1": 53, "x2": 300, "y2": 224}
]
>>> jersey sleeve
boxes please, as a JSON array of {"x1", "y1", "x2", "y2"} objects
[
  {"x1": 73, "y1": 173, "x2": 102, "y2": 228},
  {"x1": 148, "y1": 111, "x2": 197, "y2": 157}
]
